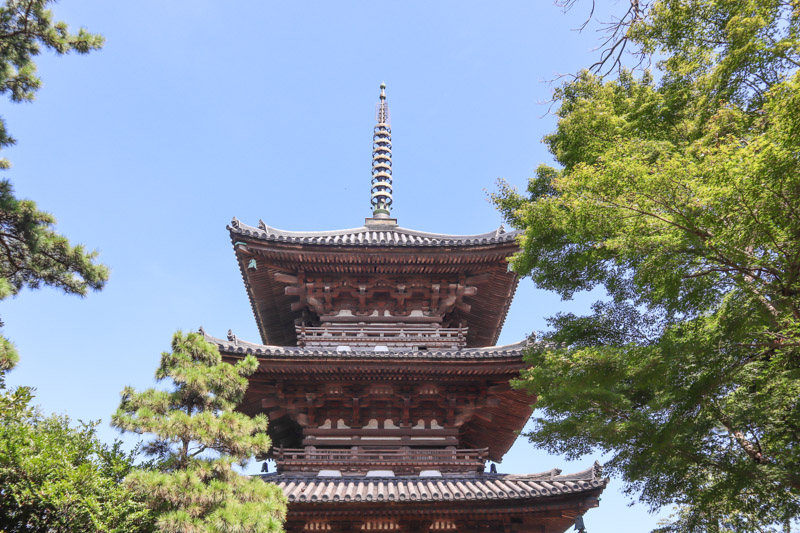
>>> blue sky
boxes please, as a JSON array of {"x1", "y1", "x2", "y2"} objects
[{"x1": 3, "y1": 1, "x2": 669, "y2": 530}]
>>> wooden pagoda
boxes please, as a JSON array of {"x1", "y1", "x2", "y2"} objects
[{"x1": 207, "y1": 84, "x2": 606, "y2": 532}]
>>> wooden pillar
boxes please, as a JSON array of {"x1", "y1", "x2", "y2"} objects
[
  {"x1": 329, "y1": 520, "x2": 364, "y2": 533},
  {"x1": 398, "y1": 520, "x2": 432, "y2": 533},
  {"x1": 500, "y1": 520, "x2": 525, "y2": 533},
  {"x1": 283, "y1": 520, "x2": 305, "y2": 533},
  {"x1": 454, "y1": 520, "x2": 511, "y2": 532},
  {"x1": 454, "y1": 520, "x2": 475, "y2": 533}
]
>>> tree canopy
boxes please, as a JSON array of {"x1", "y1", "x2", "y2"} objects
[
  {"x1": 0, "y1": 3, "x2": 130, "y2": 529},
  {"x1": 112, "y1": 331, "x2": 287, "y2": 533},
  {"x1": 0, "y1": 0, "x2": 108, "y2": 356},
  {"x1": 0, "y1": 0, "x2": 104, "y2": 162},
  {"x1": 493, "y1": 0, "x2": 800, "y2": 531},
  {"x1": 0, "y1": 382, "x2": 153, "y2": 532}
]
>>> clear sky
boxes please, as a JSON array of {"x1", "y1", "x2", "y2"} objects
[{"x1": 3, "y1": 1, "x2": 669, "y2": 530}]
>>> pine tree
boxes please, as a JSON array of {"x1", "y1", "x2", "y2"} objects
[
  {"x1": 0, "y1": 5, "x2": 119, "y2": 527},
  {"x1": 0, "y1": 0, "x2": 108, "y2": 352},
  {"x1": 112, "y1": 331, "x2": 287, "y2": 533}
]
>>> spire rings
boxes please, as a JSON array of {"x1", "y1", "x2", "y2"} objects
[{"x1": 371, "y1": 83, "x2": 393, "y2": 217}]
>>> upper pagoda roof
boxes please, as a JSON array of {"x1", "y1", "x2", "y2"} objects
[
  {"x1": 230, "y1": 218, "x2": 519, "y2": 248},
  {"x1": 229, "y1": 83, "x2": 522, "y2": 348},
  {"x1": 229, "y1": 218, "x2": 521, "y2": 348}
]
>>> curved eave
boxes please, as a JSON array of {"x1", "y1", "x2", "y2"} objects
[
  {"x1": 206, "y1": 332, "x2": 529, "y2": 361},
  {"x1": 265, "y1": 467, "x2": 608, "y2": 505},
  {"x1": 229, "y1": 219, "x2": 521, "y2": 348},
  {"x1": 229, "y1": 219, "x2": 521, "y2": 248}
]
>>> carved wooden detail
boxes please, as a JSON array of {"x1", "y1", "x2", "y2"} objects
[
  {"x1": 231, "y1": 358, "x2": 535, "y2": 464},
  {"x1": 232, "y1": 235, "x2": 520, "y2": 347},
  {"x1": 281, "y1": 272, "x2": 478, "y2": 325}
]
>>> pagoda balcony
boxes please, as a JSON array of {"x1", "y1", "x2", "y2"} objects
[
  {"x1": 296, "y1": 324, "x2": 467, "y2": 350},
  {"x1": 274, "y1": 446, "x2": 488, "y2": 475}
]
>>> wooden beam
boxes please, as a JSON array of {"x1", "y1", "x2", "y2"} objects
[
  {"x1": 303, "y1": 428, "x2": 459, "y2": 437},
  {"x1": 274, "y1": 272, "x2": 299, "y2": 284},
  {"x1": 303, "y1": 437, "x2": 459, "y2": 447},
  {"x1": 261, "y1": 398, "x2": 280, "y2": 409}
]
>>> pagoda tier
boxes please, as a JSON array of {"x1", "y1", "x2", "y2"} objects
[
  {"x1": 229, "y1": 217, "x2": 520, "y2": 348},
  {"x1": 219, "y1": 84, "x2": 606, "y2": 532},
  {"x1": 207, "y1": 332, "x2": 534, "y2": 469},
  {"x1": 268, "y1": 465, "x2": 606, "y2": 533}
]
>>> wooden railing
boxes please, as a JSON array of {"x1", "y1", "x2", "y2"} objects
[
  {"x1": 296, "y1": 325, "x2": 468, "y2": 349},
  {"x1": 274, "y1": 446, "x2": 488, "y2": 474}
]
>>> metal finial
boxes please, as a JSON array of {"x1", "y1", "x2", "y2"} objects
[{"x1": 371, "y1": 83, "x2": 392, "y2": 218}]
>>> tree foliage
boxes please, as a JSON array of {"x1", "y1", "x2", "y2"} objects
[
  {"x1": 0, "y1": 4, "x2": 122, "y2": 529},
  {"x1": 0, "y1": 383, "x2": 153, "y2": 532},
  {"x1": 493, "y1": 1, "x2": 800, "y2": 531},
  {"x1": 0, "y1": 0, "x2": 108, "y2": 344},
  {"x1": 0, "y1": 0, "x2": 104, "y2": 162},
  {"x1": 0, "y1": 180, "x2": 108, "y2": 299},
  {"x1": 112, "y1": 331, "x2": 287, "y2": 533}
]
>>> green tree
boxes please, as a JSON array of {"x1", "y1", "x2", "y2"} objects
[
  {"x1": 0, "y1": 3, "x2": 125, "y2": 529},
  {"x1": 0, "y1": 0, "x2": 108, "y2": 351},
  {"x1": 0, "y1": 0, "x2": 104, "y2": 160},
  {"x1": 0, "y1": 383, "x2": 154, "y2": 532},
  {"x1": 112, "y1": 331, "x2": 287, "y2": 533},
  {"x1": 493, "y1": 1, "x2": 800, "y2": 531}
]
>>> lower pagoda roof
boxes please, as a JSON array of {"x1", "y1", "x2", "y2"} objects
[
  {"x1": 268, "y1": 465, "x2": 606, "y2": 505},
  {"x1": 265, "y1": 466, "x2": 606, "y2": 533}
]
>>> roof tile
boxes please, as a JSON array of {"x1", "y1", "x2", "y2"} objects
[
  {"x1": 265, "y1": 469, "x2": 607, "y2": 504},
  {"x1": 229, "y1": 219, "x2": 520, "y2": 248},
  {"x1": 203, "y1": 331, "x2": 528, "y2": 360}
]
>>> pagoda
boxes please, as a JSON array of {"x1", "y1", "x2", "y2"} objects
[{"x1": 205, "y1": 84, "x2": 606, "y2": 532}]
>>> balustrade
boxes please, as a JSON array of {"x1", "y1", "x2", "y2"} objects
[
  {"x1": 274, "y1": 446, "x2": 488, "y2": 474},
  {"x1": 296, "y1": 325, "x2": 468, "y2": 349}
]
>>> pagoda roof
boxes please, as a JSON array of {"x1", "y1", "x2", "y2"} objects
[
  {"x1": 204, "y1": 331, "x2": 528, "y2": 360},
  {"x1": 210, "y1": 330, "x2": 535, "y2": 461},
  {"x1": 264, "y1": 464, "x2": 606, "y2": 504},
  {"x1": 230, "y1": 219, "x2": 520, "y2": 248},
  {"x1": 229, "y1": 218, "x2": 521, "y2": 348}
]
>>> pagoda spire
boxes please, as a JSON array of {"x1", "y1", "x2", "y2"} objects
[{"x1": 370, "y1": 82, "x2": 393, "y2": 218}]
